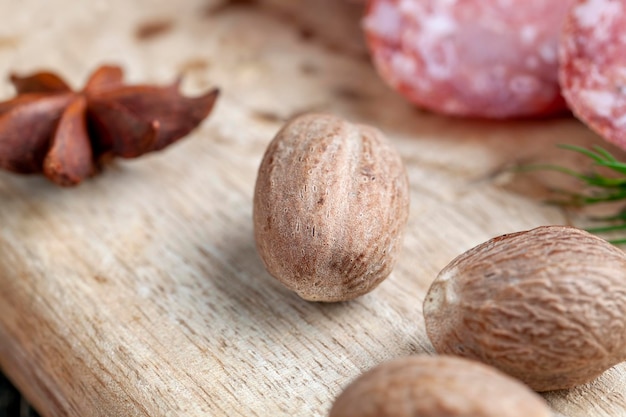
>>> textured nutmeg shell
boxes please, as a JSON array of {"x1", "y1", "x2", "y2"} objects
[
  {"x1": 253, "y1": 113, "x2": 409, "y2": 302},
  {"x1": 424, "y1": 225, "x2": 626, "y2": 391},
  {"x1": 329, "y1": 355, "x2": 552, "y2": 417}
]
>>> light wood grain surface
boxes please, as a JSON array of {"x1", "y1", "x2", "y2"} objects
[{"x1": 0, "y1": 1, "x2": 625, "y2": 416}]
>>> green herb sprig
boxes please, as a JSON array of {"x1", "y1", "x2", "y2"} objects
[{"x1": 522, "y1": 144, "x2": 626, "y2": 245}]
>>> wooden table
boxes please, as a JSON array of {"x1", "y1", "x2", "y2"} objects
[{"x1": 1, "y1": 1, "x2": 624, "y2": 416}]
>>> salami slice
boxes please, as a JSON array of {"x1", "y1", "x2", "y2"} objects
[
  {"x1": 559, "y1": 0, "x2": 626, "y2": 149},
  {"x1": 363, "y1": 0, "x2": 572, "y2": 118}
]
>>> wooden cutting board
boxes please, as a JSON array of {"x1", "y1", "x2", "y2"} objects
[{"x1": 1, "y1": 1, "x2": 625, "y2": 416}]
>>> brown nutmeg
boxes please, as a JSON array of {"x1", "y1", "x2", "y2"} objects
[
  {"x1": 253, "y1": 113, "x2": 409, "y2": 302},
  {"x1": 328, "y1": 355, "x2": 552, "y2": 417},
  {"x1": 424, "y1": 225, "x2": 626, "y2": 391}
]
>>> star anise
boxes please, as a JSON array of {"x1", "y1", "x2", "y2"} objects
[{"x1": 0, "y1": 64, "x2": 219, "y2": 186}]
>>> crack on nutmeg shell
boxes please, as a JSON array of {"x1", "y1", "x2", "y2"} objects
[
  {"x1": 423, "y1": 225, "x2": 626, "y2": 391},
  {"x1": 252, "y1": 113, "x2": 409, "y2": 302}
]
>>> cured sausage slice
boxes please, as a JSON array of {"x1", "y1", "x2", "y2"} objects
[
  {"x1": 559, "y1": 0, "x2": 626, "y2": 149},
  {"x1": 363, "y1": 0, "x2": 572, "y2": 118}
]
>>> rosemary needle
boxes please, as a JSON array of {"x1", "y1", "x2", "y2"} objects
[{"x1": 521, "y1": 144, "x2": 626, "y2": 245}]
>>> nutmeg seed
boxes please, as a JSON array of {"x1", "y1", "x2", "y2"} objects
[
  {"x1": 328, "y1": 355, "x2": 552, "y2": 417},
  {"x1": 253, "y1": 113, "x2": 409, "y2": 302},
  {"x1": 424, "y1": 225, "x2": 626, "y2": 391}
]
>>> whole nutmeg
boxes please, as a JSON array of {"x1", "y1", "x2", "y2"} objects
[
  {"x1": 424, "y1": 225, "x2": 626, "y2": 391},
  {"x1": 253, "y1": 113, "x2": 409, "y2": 302},
  {"x1": 328, "y1": 355, "x2": 552, "y2": 417}
]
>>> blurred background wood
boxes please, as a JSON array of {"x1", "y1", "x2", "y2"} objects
[{"x1": 0, "y1": 1, "x2": 625, "y2": 416}]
